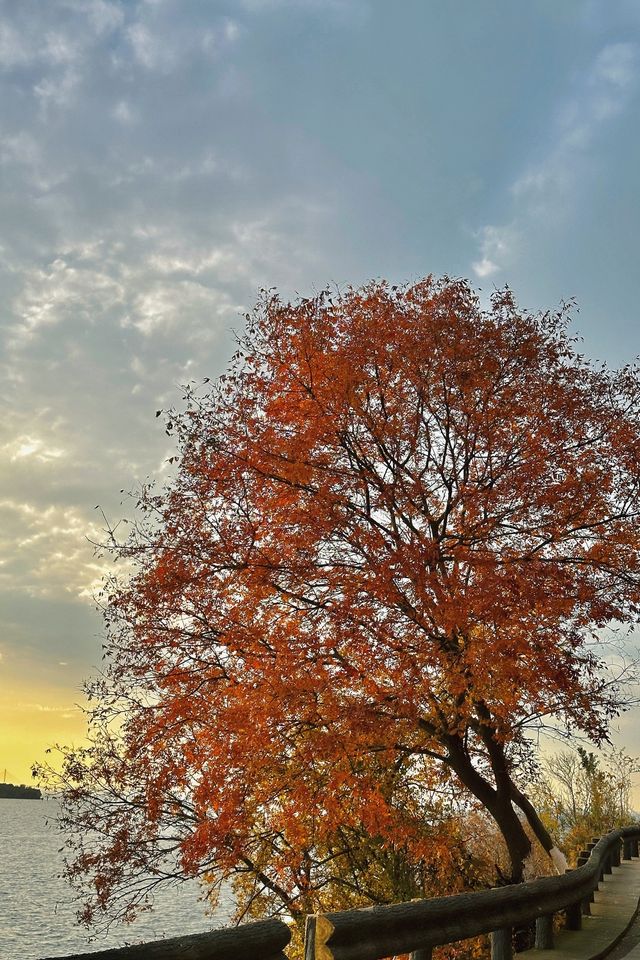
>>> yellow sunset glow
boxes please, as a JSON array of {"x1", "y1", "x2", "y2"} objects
[{"x1": 0, "y1": 684, "x2": 88, "y2": 786}]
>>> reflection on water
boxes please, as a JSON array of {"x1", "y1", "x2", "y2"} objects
[{"x1": 0, "y1": 798, "x2": 233, "y2": 960}]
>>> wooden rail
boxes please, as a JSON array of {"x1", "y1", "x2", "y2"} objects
[
  {"x1": 40, "y1": 916, "x2": 291, "y2": 960},
  {"x1": 38, "y1": 825, "x2": 640, "y2": 960},
  {"x1": 303, "y1": 826, "x2": 640, "y2": 960}
]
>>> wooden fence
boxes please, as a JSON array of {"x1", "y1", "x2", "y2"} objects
[
  {"x1": 43, "y1": 824, "x2": 640, "y2": 960},
  {"x1": 41, "y1": 917, "x2": 291, "y2": 960},
  {"x1": 303, "y1": 826, "x2": 640, "y2": 960}
]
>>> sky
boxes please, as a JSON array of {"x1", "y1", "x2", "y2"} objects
[{"x1": 1, "y1": 0, "x2": 640, "y2": 785}]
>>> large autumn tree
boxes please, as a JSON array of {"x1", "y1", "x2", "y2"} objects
[{"x1": 48, "y1": 277, "x2": 640, "y2": 929}]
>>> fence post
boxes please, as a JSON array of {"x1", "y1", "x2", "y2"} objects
[
  {"x1": 612, "y1": 841, "x2": 621, "y2": 867},
  {"x1": 582, "y1": 844, "x2": 597, "y2": 904},
  {"x1": 562, "y1": 866, "x2": 582, "y2": 931},
  {"x1": 592, "y1": 836, "x2": 601, "y2": 876},
  {"x1": 410, "y1": 950, "x2": 432, "y2": 960},
  {"x1": 565, "y1": 901, "x2": 582, "y2": 931},
  {"x1": 576, "y1": 854, "x2": 592, "y2": 915},
  {"x1": 304, "y1": 916, "x2": 317, "y2": 960},
  {"x1": 304, "y1": 915, "x2": 335, "y2": 960},
  {"x1": 595, "y1": 841, "x2": 606, "y2": 882},
  {"x1": 491, "y1": 927, "x2": 512, "y2": 960},
  {"x1": 535, "y1": 915, "x2": 554, "y2": 949}
]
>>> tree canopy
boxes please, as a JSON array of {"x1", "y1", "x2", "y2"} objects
[{"x1": 48, "y1": 277, "x2": 640, "y2": 930}]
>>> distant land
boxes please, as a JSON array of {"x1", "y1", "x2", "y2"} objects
[{"x1": 0, "y1": 782, "x2": 42, "y2": 800}]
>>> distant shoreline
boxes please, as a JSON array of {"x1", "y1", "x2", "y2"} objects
[{"x1": 0, "y1": 782, "x2": 42, "y2": 800}]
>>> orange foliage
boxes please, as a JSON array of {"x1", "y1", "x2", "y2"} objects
[{"x1": 43, "y1": 278, "x2": 640, "y2": 942}]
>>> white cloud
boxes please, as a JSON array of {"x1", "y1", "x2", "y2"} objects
[
  {"x1": 594, "y1": 41, "x2": 638, "y2": 88},
  {"x1": 0, "y1": 132, "x2": 40, "y2": 168},
  {"x1": 16, "y1": 702, "x2": 80, "y2": 713},
  {"x1": 0, "y1": 23, "x2": 32, "y2": 69},
  {"x1": 0, "y1": 133, "x2": 64, "y2": 192},
  {"x1": 126, "y1": 280, "x2": 237, "y2": 338},
  {"x1": 471, "y1": 41, "x2": 640, "y2": 278},
  {"x1": 0, "y1": 498, "x2": 110, "y2": 601},
  {"x1": 127, "y1": 22, "x2": 160, "y2": 70},
  {"x1": 126, "y1": 9, "x2": 241, "y2": 73},
  {"x1": 4, "y1": 435, "x2": 65, "y2": 464},
  {"x1": 0, "y1": 3, "x2": 122, "y2": 77},
  {"x1": 60, "y1": 0, "x2": 125, "y2": 35},
  {"x1": 472, "y1": 225, "x2": 518, "y2": 280},
  {"x1": 34, "y1": 67, "x2": 80, "y2": 110},
  {"x1": 42, "y1": 30, "x2": 80, "y2": 66},
  {"x1": 112, "y1": 100, "x2": 137, "y2": 125},
  {"x1": 11, "y1": 258, "x2": 126, "y2": 343},
  {"x1": 202, "y1": 18, "x2": 242, "y2": 53},
  {"x1": 517, "y1": 41, "x2": 639, "y2": 203},
  {"x1": 472, "y1": 258, "x2": 499, "y2": 279}
]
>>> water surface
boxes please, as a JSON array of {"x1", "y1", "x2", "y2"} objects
[{"x1": 0, "y1": 798, "x2": 232, "y2": 960}]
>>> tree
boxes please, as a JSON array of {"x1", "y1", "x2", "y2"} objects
[
  {"x1": 532, "y1": 747, "x2": 640, "y2": 864},
  {"x1": 44, "y1": 276, "x2": 640, "y2": 930}
]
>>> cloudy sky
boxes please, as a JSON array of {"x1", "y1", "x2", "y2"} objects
[{"x1": 1, "y1": 0, "x2": 640, "y2": 783}]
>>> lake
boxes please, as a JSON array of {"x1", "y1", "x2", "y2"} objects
[{"x1": 0, "y1": 798, "x2": 233, "y2": 960}]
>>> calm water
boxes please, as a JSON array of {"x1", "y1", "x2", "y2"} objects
[{"x1": 0, "y1": 798, "x2": 233, "y2": 960}]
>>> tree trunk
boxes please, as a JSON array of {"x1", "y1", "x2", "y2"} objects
[
  {"x1": 481, "y1": 794, "x2": 532, "y2": 884},
  {"x1": 470, "y1": 707, "x2": 566, "y2": 877},
  {"x1": 510, "y1": 784, "x2": 567, "y2": 873},
  {"x1": 444, "y1": 735, "x2": 532, "y2": 883}
]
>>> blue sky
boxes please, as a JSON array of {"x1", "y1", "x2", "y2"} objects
[{"x1": 1, "y1": 0, "x2": 640, "y2": 780}]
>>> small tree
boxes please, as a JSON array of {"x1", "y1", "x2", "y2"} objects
[
  {"x1": 533, "y1": 747, "x2": 640, "y2": 863},
  {"x1": 43, "y1": 277, "x2": 640, "y2": 928}
]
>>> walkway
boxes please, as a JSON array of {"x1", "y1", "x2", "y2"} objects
[{"x1": 520, "y1": 858, "x2": 640, "y2": 960}]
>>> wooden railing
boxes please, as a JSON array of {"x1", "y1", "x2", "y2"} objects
[
  {"x1": 42, "y1": 825, "x2": 640, "y2": 960},
  {"x1": 303, "y1": 826, "x2": 640, "y2": 960},
  {"x1": 42, "y1": 917, "x2": 291, "y2": 960}
]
